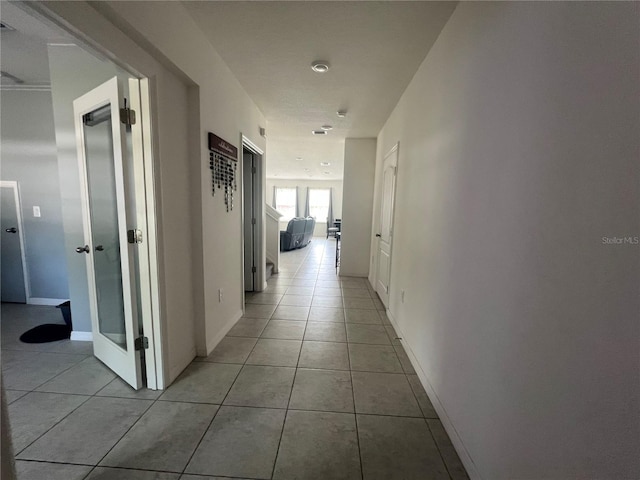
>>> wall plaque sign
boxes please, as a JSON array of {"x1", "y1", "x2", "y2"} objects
[{"x1": 208, "y1": 132, "x2": 238, "y2": 211}]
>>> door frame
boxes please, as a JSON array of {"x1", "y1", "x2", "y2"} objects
[
  {"x1": 129, "y1": 78, "x2": 164, "y2": 390},
  {"x1": 240, "y1": 134, "x2": 265, "y2": 308},
  {"x1": 374, "y1": 142, "x2": 399, "y2": 308},
  {"x1": 0, "y1": 181, "x2": 31, "y2": 302},
  {"x1": 242, "y1": 149, "x2": 256, "y2": 292}
]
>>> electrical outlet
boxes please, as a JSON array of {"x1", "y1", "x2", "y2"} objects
[
  {"x1": 401, "y1": 290, "x2": 405, "y2": 303},
  {"x1": 218, "y1": 288, "x2": 223, "y2": 303},
  {"x1": 33, "y1": 206, "x2": 41, "y2": 218}
]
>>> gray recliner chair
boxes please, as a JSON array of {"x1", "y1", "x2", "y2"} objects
[
  {"x1": 280, "y1": 217, "x2": 316, "y2": 251},
  {"x1": 280, "y1": 217, "x2": 306, "y2": 251}
]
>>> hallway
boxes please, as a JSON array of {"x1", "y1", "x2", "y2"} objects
[{"x1": 3, "y1": 238, "x2": 467, "y2": 480}]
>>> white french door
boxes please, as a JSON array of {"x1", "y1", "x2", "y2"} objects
[
  {"x1": 73, "y1": 77, "x2": 143, "y2": 389},
  {"x1": 375, "y1": 144, "x2": 398, "y2": 308}
]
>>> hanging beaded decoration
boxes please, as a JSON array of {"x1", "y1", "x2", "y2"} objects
[{"x1": 208, "y1": 132, "x2": 238, "y2": 212}]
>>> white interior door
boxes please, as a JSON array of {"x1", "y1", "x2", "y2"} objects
[
  {"x1": 375, "y1": 144, "x2": 398, "y2": 308},
  {"x1": 73, "y1": 77, "x2": 143, "y2": 389},
  {"x1": 0, "y1": 182, "x2": 29, "y2": 303}
]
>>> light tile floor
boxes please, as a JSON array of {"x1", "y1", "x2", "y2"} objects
[{"x1": 2, "y1": 238, "x2": 469, "y2": 480}]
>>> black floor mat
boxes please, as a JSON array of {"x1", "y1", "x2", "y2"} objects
[{"x1": 20, "y1": 324, "x2": 71, "y2": 343}]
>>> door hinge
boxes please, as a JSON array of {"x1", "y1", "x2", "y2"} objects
[
  {"x1": 251, "y1": 218, "x2": 256, "y2": 225},
  {"x1": 127, "y1": 229, "x2": 143, "y2": 244},
  {"x1": 252, "y1": 266, "x2": 257, "y2": 273},
  {"x1": 120, "y1": 98, "x2": 136, "y2": 126},
  {"x1": 134, "y1": 336, "x2": 149, "y2": 350}
]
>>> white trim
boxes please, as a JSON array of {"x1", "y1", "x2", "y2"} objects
[
  {"x1": 241, "y1": 135, "x2": 264, "y2": 156},
  {"x1": 28, "y1": 298, "x2": 68, "y2": 306},
  {"x1": 139, "y1": 78, "x2": 164, "y2": 390},
  {"x1": 385, "y1": 308, "x2": 482, "y2": 480},
  {"x1": 0, "y1": 181, "x2": 31, "y2": 301},
  {"x1": 0, "y1": 84, "x2": 51, "y2": 92},
  {"x1": 70, "y1": 331, "x2": 93, "y2": 342},
  {"x1": 129, "y1": 78, "x2": 161, "y2": 390},
  {"x1": 265, "y1": 204, "x2": 283, "y2": 221},
  {"x1": 241, "y1": 134, "x2": 266, "y2": 294}
]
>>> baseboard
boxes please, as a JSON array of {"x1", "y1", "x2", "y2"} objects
[
  {"x1": 385, "y1": 309, "x2": 482, "y2": 480},
  {"x1": 338, "y1": 271, "x2": 367, "y2": 278},
  {"x1": 205, "y1": 309, "x2": 243, "y2": 356},
  {"x1": 28, "y1": 297, "x2": 68, "y2": 306},
  {"x1": 70, "y1": 331, "x2": 93, "y2": 342}
]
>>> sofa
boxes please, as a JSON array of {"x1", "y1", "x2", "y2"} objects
[{"x1": 280, "y1": 217, "x2": 316, "y2": 251}]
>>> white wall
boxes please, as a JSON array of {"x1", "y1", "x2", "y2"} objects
[
  {"x1": 266, "y1": 178, "x2": 343, "y2": 235},
  {"x1": 372, "y1": 2, "x2": 639, "y2": 479},
  {"x1": 340, "y1": 138, "x2": 376, "y2": 277},
  {"x1": 0, "y1": 89, "x2": 69, "y2": 301}
]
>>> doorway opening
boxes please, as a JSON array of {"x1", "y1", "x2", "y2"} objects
[
  {"x1": 0, "y1": 181, "x2": 30, "y2": 303},
  {"x1": 241, "y1": 136, "x2": 265, "y2": 300},
  {"x1": 0, "y1": 2, "x2": 162, "y2": 391}
]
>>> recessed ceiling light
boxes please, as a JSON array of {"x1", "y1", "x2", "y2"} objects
[
  {"x1": 311, "y1": 61, "x2": 330, "y2": 73},
  {"x1": 295, "y1": 157, "x2": 303, "y2": 161},
  {"x1": 304, "y1": 168, "x2": 310, "y2": 171},
  {"x1": 321, "y1": 125, "x2": 333, "y2": 131},
  {"x1": 312, "y1": 130, "x2": 327, "y2": 135},
  {"x1": 320, "y1": 162, "x2": 331, "y2": 166},
  {"x1": 323, "y1": 171, "x2": 330, "y2": 175},
  {"x1": 337, "y1": 110, "x2": 347, "y2": 118}
]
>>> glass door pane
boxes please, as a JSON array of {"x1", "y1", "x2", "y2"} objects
[{"x1": 83, "y1": 104, "x2": 127, "y2": 350}]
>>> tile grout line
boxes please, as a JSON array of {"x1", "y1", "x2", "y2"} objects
[
  {"x1": 346, "y1": 334, "x2": 365, "y2": 480},
  {"x1": 177, "y1": 350, "x2": 246, "y2": 478},
  {"x1": 268, "y1": 240, "x2": 319, "y2": 480},
  {"x1": 425, "y1": 418, "x2": 457, "y2": 480},
  {"x1": 80, "y1": 385, "x2": 161, "y2": 479}
]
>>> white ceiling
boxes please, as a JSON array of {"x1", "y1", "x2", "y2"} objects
[
  {"x1": 184, "y1": 1, "x2": 457, "y2": 180},
  {"x1": 0, "y1": 2, "x2": 73, "y2": 86}
]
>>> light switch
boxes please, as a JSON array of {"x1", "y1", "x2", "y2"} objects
[{"x1": 33, "y1": 206, "x2": 41, "y2": 218}]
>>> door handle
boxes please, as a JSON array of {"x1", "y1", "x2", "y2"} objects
[
  {"x1": 95, "y1": 245, "x2": 104, "y2": 251},
  {"x1": 5, "y1": 227, "x2": 17, "y2": 233},
  {"x1": 75, "y1": 245, "x2": 90, "y2": 254},
  {"x1": 375, "y1": 233, "x2": 381, "y2": 237}
]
